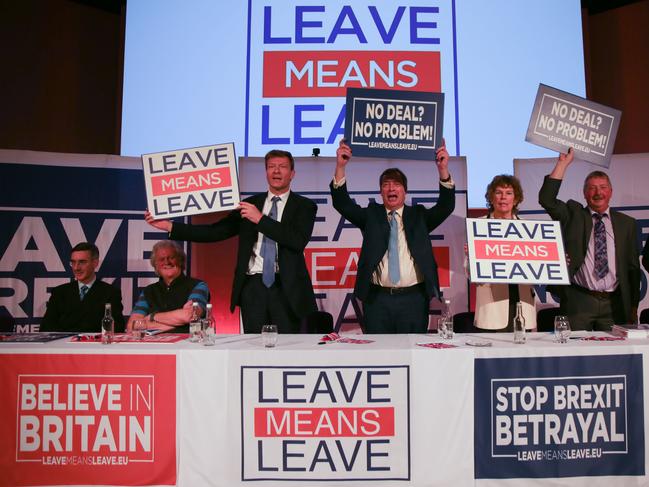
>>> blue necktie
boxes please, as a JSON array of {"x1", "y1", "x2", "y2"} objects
[
  {"x1": 388, "y1": 211, "x2": 400, "y2": 285},
  {"x1": 80, "y1": 285, "x2": 89, "y2": 301},
  {"x1": 261, "y1": 196, "x2": 281, "y2": 287},
  {"x1": 593, "y1": 213, "x2": 609, "y2": 279}
]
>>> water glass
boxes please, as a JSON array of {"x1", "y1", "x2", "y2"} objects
[
  {"x1": 261, "y1": 324, "x2": 278, "y2": 348},
  {"x1": 132, "y1": 319, "x2": 146, "y2": 340},
  {"x1": 554, "y1": 315, "x2": 571, "y2": 343}
]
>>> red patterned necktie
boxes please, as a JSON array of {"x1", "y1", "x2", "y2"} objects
[{"x1": 593, "y1": 213, "x2": 609, "y2": 279}]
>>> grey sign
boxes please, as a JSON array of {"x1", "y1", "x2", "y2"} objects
[{"x1": 525, "y1": 84, "x2": 621, "y2": 167}]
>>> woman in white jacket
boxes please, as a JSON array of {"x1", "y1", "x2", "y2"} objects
[{"x1": 468, "y1": 175, "x2": 537, "y2": 331}]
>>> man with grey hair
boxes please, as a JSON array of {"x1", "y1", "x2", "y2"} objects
[
  {"x1": 127, "y1": 241, "x2": 210, "y2": 333},
  {"x1": 539, "y1": 148, "x2": 640, "y2": 330}
]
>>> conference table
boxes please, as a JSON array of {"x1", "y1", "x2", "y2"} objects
[{"x1": 1, "y1": 331, "x2": 647, "y2": 487}]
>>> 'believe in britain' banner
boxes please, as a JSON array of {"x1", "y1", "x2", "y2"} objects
[
  {"x1": 142, "y1": 143, "x2": 240, "y2": 219},
  {"x1": 344, "y1": 88, "x2": 444, "y2": 160},
  {"x1": 474, "y1": 354, "x2": 645, "y2": 479},
  {"x1": 240, "y1": 365, "x2": 410, "y2": 481},
  {"x1": 525, "y1": 84, "x2": 621, "y2": 168},
  {"x1": 0, "y1": 353, "x2": 177, "y2": 486},
  {"x1": 466, "y1": 218, "x2": 569, "y2": 285}
]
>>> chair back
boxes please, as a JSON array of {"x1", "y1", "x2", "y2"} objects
[
  {"x1": 302, "y1": 311, "x2": 334, "y2": 334},
  {"x1": 640, "y1": 308, "x2": 649, "y2": 324},
  {"x1": 452, "y1": 311, "x2": 475, "y2": 333},
  {"x1": 536, "y1": 307, "x2": 561, "y2": 332}
]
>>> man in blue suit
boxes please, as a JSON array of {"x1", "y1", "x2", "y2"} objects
[{"x1": 330, "y1": 140, "x2": 455, "y2": 333}]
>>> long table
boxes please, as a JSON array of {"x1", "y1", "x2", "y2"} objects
[{"x1": 1, "y1": 332, "x2": 647, "y2": 486}]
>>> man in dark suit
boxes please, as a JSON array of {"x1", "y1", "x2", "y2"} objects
[
  {"x1": 145, "y1": 149, "x2": 317, "y2": 334},
  {"x1": 330, "y1": 140, "x2": 455, "y2": 333},
  {"x1": 539, "y1": 148, "x2": 640, "y2": 330},
  {"x1": 40, "y1": 242, "x2": 125, "y2": 332}
]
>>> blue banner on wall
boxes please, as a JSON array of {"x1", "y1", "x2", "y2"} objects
[
  {"x1": 475, "y1": 354, "x2": 645, "y2": 479},
  {"x1": 0, "y1": 155, "x2": 183, "y2": 332}
]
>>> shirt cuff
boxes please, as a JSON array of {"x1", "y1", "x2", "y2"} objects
[
  {"x1": 440, "y1": 177, "x2": 455, "y2": 189},
  {"x1": 332, "y1": 176, "x2": 346, "y2": 188}
]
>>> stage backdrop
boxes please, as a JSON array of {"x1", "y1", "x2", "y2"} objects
[
  {"x1": 235, "y1": 155, "x2": 469, "y2": 332},
  {"x1": 0, "y1": 149, "x2": 172, "y2": 332},
  {"x1": 514, "y1": 153, "x2": 649, "y2": 313}
]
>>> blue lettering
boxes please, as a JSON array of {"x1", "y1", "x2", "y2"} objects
[
  {"x1": 369, "y1": 6, "x2": 405, "y2": 44},
  {"x1": 367, "y1": 370, "x2": 390, "y2": 403},
  {"x1": 263, "y1": 6, "x2": 290, "y2": 44},
  {"x1": 327, "y1": 104, "x2": 346, "y2": 144},
  {"x1": 366, "y1": 439, "x2": 390, "y2": 471},
  {"x1": 283, "y1": 371, "x2": 307, "y2": 403},
  {"x1": 328, "y1": 6, "x2": 367, "y2": 44},
  {"x1": 294, "y1": 105, "x2": 324, "y2": 144},
  {"x1": 410, "y1": 7, "x2": 440, "y2": 44},
  {"x1": 258, "y1": 370, "x2": 278, "y2": 403},
  {"x1": 261, "y1": 105, "x2": 290, "y2": 145},
  {"x1": 296, "y1": 6, "x2": 325, "y2": 43},
  {"x1": 258, "y1": 440, "x2": 278, "y2": 471}
]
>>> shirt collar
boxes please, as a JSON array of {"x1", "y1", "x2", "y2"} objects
[
  {"x1": 590, "y1": 207, "x2": 611, "y2": 218},
  {"x1": 77, "y1": 278, "x2": 96, "y2": 290},
  {"x1": 267, "y1": 190, "x2": 290, "y2": 204},
  {"x1": 385, "y1": 206, "x2": 404, "y2": 218}
]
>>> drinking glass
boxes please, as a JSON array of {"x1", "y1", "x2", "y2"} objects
[
  {"x1": 554, "y1": 315, "x2": 571, "y2": 343},
  {"x1": 132, "y1": 319, "x2": 146, "y2": 340},
  {"x1": 261, "y1": 324, "x2": 278, "y2": 348}
]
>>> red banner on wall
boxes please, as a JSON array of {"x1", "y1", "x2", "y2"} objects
[{"x1": 0, "y1": 353, "x2": 177, "y2": 486}]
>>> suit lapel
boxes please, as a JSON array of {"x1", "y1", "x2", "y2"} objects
[{"x1": 610, "y1": 211, "x2": 623, "y2": 271}]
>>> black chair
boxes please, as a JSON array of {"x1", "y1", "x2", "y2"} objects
[
  {"x1": 453, "y1": 311, "x2": 475, "y2": 333},
  {"x1": 301, "y1": 311, "x2": 334, "y2": 334},
  {"x1": 640, "y1": 308, "x2": 649, "y2": 325},
  {"x1": 536, "y1": 307, "x2": 561, "y2": 332}
]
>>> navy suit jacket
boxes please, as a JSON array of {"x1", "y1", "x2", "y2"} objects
[
  {"x1": 330, "y1": 180, "x2": 455, "y2": 302},
  {"x1": 539, "y1": 175, "x2": 640, "y2": 321},
  {"x1": 170, "y1": 191, "x2": 317, "y2": 320},
  {"x1": 40, "y1": 279, "x2": 125, "y2": 332}
]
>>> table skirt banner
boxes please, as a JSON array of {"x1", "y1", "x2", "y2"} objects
[
  {"x1": 474, "y1": 353, "x2": 645, "y2": 482},
  {"x1": 0, "y1": 353, "x2": 177, "y2": 486},
  {"x1": 178, "y1": 342, "x2": 474, "y2": 486}
]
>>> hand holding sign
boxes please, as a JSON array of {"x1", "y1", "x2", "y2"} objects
[
  {"x1": 435, "y1": 138, "x2": 450, "y2": 181},
  {"x1": 239, "y1": 202, "x2": 262, "y2": 224},
  {"x1": 144, "y1": 210, "x2": 172, "y2": 233},
  {"x1": 334, "y1": 139, "x2": 352, "y2": 184}
]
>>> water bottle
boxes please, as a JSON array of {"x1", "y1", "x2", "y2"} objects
[
  {"x1": 202, "y1": 303, "x2": 216, "y2": 346},
  {"x1": 513, "y1": 301, "x2": 526, "y2": 344},
  {"x1": 442, "y1": 298, "x2": 454, "y2": 339},
  {"x1": 101, "y1": 303, "x2": 114, "y2": 344},
  {"x1": 189, "y1": 301, "x2": 202, "y2": 342}
]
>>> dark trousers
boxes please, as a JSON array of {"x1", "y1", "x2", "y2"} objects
[
  {"x1": 362, "y1": 284, "x2": 428, "y2": 334},
  {"x1": 562, "y1": 285, "x2": 624, "y2": 331},
  {"x1": 240, "y1": 274, "x2": 300, "y2": 334}
]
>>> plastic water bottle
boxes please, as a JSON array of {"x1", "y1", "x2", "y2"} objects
[
  {"x1": 513, "y1": 301, "x2": 526, "y2": 344},
  {"x1": 437, "y1": 299, "x2": 453, "y2": 340},
  {"x1": 189, "y1": 301, "x2": 202, "y2": 342},
  {"x1": 202, "y1": 303, "x2": 216, "y2": 346},
  {"x1": 101, "y1": 303, "x2": 114, "y2": 344}
]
